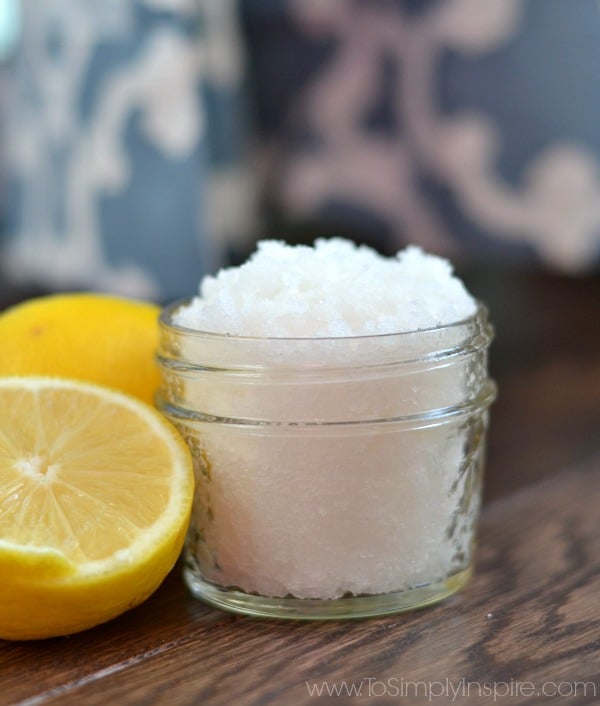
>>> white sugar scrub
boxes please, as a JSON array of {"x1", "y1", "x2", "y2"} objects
[
  {"x1": 158, "y1": 238, "x2": 496, "y2": 618},
  {"x1": 174, "y1": 238, "x2": 476, "y2": 337}
]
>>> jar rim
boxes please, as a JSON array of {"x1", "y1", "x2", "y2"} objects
[{"x1": 160, "y1": 299, "x2": 490, "y2": 343}]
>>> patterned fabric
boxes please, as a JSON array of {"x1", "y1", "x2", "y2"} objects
[
  {"x1": 241, "y1": 0, "x2": 600, "y2": 272},
  {"x1": 0, "y1": 0, "x2": 255, "y2": 301}
]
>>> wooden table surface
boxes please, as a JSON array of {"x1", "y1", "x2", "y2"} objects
[{"x1": 1, "y1": 272, "x2": 599, "y2": 705}]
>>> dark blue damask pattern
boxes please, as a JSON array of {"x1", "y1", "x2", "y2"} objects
[{"x1": 241, "y1": 0, "x2": 600, "y2": 271}]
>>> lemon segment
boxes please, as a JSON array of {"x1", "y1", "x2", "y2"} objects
[{"x1": 0, "y1": 377, "x2": 194, "y2": 640}]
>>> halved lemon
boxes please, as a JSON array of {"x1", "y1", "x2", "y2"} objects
[{"x1": 0, "y1": 377, "x2": 194, "y2": 640}]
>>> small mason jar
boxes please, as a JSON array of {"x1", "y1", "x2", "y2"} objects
[{"x1": 157, "y1": 303, "x2": 495, "y2": 619}]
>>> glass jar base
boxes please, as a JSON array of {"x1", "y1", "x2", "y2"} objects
[{"x1": 183, "y1": 566, "x2": 472, "y2": 620}]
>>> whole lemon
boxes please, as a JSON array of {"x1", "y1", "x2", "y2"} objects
[{"x1": 0, "y1": 293, "x2": 161, "y2": 405}]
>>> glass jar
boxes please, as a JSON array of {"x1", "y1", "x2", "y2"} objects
[{"x1": 157, "y1": 303, "x2": 495, "y2": 619}]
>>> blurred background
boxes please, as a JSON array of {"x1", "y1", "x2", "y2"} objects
[{"x1": 0, "y1": 0, "x2": 599, "y2": 497}]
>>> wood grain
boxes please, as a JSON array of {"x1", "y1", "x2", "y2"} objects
[
  {"x1": 469, "y1": 269, "x2": 600, "y2": 502},
  {"x1": 2, "y1": 457, "x2": 598, "y2": 706}
]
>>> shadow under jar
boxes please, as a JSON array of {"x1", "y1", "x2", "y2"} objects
[{"x1": 156, "y1": 303, "x2": 495, "y2": 619}]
